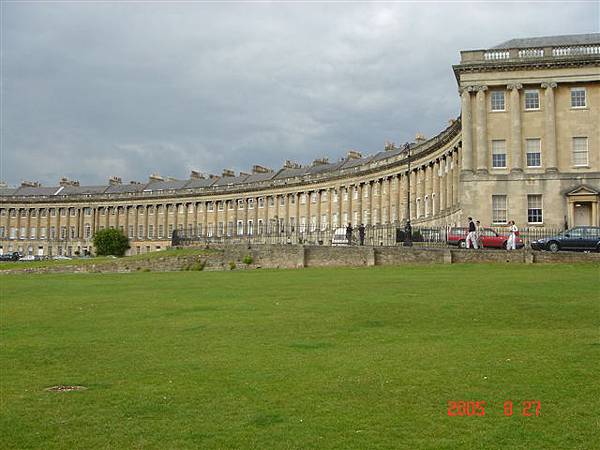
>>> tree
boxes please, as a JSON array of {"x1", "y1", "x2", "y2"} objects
[{"x1": 92, "y1": 228, "x2": 130, "y2": 257}]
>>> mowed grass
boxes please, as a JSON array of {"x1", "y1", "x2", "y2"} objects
[{"x1": 0, "y1": 264, "x2": 598, "y2": 450}]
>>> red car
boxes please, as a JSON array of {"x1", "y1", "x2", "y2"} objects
[{"x1": 447, "y1": 227, "x2": 524, "y2": 249}]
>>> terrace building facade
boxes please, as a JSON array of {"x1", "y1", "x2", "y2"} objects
[{"x1": 1, "y1": 34, "x2": 599, "y2": 256}]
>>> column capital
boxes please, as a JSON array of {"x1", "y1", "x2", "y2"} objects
[
  {"x1": 541, "y1": 81, "x2": 558, "y2": 89},
  {"x1": 458, "y1": 85, "x2": 476, "y2": 95},
  {"x1": 507, "y1": 82, "x2": 523, "y2": 91},
  {"x1": 474, "y1": 85, "x2": 488, "y2": 92}
]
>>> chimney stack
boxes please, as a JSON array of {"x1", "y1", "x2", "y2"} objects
[
  {"x1": 108, "y1": 176, "x2": 122, "y2": 185},
  {"x1": 252, "y1": 165, "x2": 272, "y2": 174},
  {"x1": 190, "y1": 170, "x2": 204, "y2": 179},
  {"x1": 21, "y1": 180, "x2": 41, "y2": 187},
  {"x1": 283, "y1": 160, "x2": 301, "y2": 169},
  {"x1": 149, "y1": 173, "x2": 164, "y2": 182},
  {"x1": 312, "y1": 157, "x2": 329, "y2": 166},
  {"x1": 346, "y1": 150, "x2": 362, "y2": 160},
  {"x1": 222, "y1": 169, "x2": 235, "y2": 177},
  {"x1": 415, "y1": 133, "x2": 427, "y2": 144}
]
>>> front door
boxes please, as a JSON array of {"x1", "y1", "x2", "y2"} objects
[{"x1": 574, "y1": 203, "x2": 592, "y2": 226}]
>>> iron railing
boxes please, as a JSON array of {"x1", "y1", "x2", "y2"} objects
[{"x1": 171, "y1": 223, "x2": 565, "y2": 249}]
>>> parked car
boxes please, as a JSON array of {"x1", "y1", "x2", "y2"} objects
[
  {"x1": 331, "y1": 227, "x2": 351, "y2": 246},
  {"x1": 447, "y1": 227, "x2": 524, "y2": 249},
  {"x1": 531, "y1": 226, "x2": 600, "y2": 252},
  {"x1": 0, "y1": 252, "x2": 22, "y2": 262},
  {"x1": 19, "y1": 255, "x2": 36, "y2": 261}
]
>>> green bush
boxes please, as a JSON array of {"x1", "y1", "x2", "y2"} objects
[
  {"x1": 229, "y1": 261, "x2": 236, "y2": 270},
  {"x1": 243, "y1": 255, "x2": 253, "y2": 265},
  {"x1": 92, "y1": 228, "x2": 130, "y2": 257},
  {"x1": 184, "y1": 260, "x2": 206, "y2": 271}
]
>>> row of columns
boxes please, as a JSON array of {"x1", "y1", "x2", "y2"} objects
[
  {"x1": 1, "y1": 153, "x2": 461, "y2": 241},
  {"x1": 461, "y1": 81, "x2": 558, "y2": 173}
]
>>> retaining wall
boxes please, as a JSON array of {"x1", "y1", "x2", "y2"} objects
[{"x1": 1, "y1": 245, "x2": 599, "y2": 275}]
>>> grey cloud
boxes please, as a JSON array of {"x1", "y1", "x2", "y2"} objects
[{"x1": 2, "y1": 2, "x2": 598, "y2": 186}]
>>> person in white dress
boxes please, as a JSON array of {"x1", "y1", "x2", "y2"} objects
[{"x1": 507, "y1": 220, "x2": 518, "y2": 250}]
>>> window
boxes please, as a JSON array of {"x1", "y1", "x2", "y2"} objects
[
  {"x1": 0, "y1": 226, "x2": 4, "y2": 238},
  {"x1": 83, "y1": 225, "x2": 90, "y2": 239},
  {"x1": 524, "y1": 90, "x2": 539, "y2": 110},
  {"x1": 492, "y1": 195, "x2": 507, "y2": 224},
  {"x1": 290, "y1": 195, "x2": 296, "y2": 205},
  {"x1": 247, "y1": 198, "x2": 254, "y2": 209},
  {"x1": 84, "y1": 208, "x2": 91, "y2": 216},
  {"x1": 217, "y1": 201, "x2": 223, "y2": 211},
  {"x1": 491, "y1": 91, "x2": 505, "y2": 111},
  {"x1": 527, "y1": 195, "x2": 543, "y2": 224},
  {"x1": 31, "y1": 210, "x2": 37, "y2": 218},
  {"x1": 353, "y1": 188, "x2": 358, "y2": 200},
  {"x1": 300, "y1": 194, "x2": 306, "y2": 204},
  {"x1": 279, "y1": 196, "x2": 285, "y2": 206},
  {"x1": 138, "y1": 225, "x2": 144, "y2": 238},
  {"x1": 571, "y1": 88, "x2": 586, "y2": 108},
  {"x1": 343, "y1": 190, "x2": 348, "y2": 201},
  {"x1": 228, "y1": 201, "x2": 234, "y2": 210},
  {"x1": 526, "y1": 139, "x2": 541, "y2": 167},
  {"x1": 321, "y1": 214, "x2": 327, "y2": 230},
  {"x1": 321, "y1": 191, "x2": 328, "y2": 202},
  {"x1": 60, "y1": 208, "x2": 66, "y2": 217},
  {"x1": 258, "y1": 197, "x2": 265, "y2": 208},
  {"x1": 572, "y1": 137, "x2": 588, "y2": 166},
  {"x1": 168, "y1": 224, "x2": 174, "y2": 237},
  {"x1": 207, "y1": 202, "x2": 214, "y2": 212},
  {"x1": 268, "y1": 196, "x2": 274, "y2": 207},
  {"x1": 333, "y1": 190, "x2": 339, "y2": 203},
  {"x1": 310, "y1": 193, "x2": 317, "y2": 204},
  {"x1": 238, "y1": 199, "x2": 244, "y2": 210},
  {"x1": 491, "y1": 140, "x2": 507, "y2": 168},
  {"x1": 158, "y1": 225, "x2": 164, "y2": 238},
  {"x1": 20, "y1": 227, "x2": 26, "y2": 239},
  {"x1": 70, "y1": 226, "x2": 75, "y2": 239},
  {"x1": 128, "y1": 225, "x2": 134, "y2": 238},
  {"x1": 148, "y1": 225, "x2": 154, "y2": 238}
]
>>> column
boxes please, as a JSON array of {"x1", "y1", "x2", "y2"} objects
[
  {"x1": 416, "y1": 170, "x2": 422, "y2": 219},
  {"x1": 356, "y1": 184, "x2": 363, "y2": 225},
  {"x1": 315, "y1": 190, "x2": 321, "y2": 230},
  {"x1": 104, "y1": 206, "x2": 109, "y2": 229},
  {"x1": 124, "y1": 206, "x2": 130, "y2": 238},
  {"x1": 337, "y1": 186, "x2": 343, "y2": 227},
  {"x1": 183, "y1": 202, "x2": 189, "y2": 235},
  {"x1": 378, "y1": 179, "x2": 384, "y2": 224},
  {"x1": 460, "y1": 86, "x2": 474, "y2": 173},
  {"x1": 133, "y1": 206, "x2": 139, "y2": 241},
  {"x1": 508, "y1": 83, "x2": 523, "y2": 172},
  {"x1": 453, "y1": 151, "x2": 460, "y2": 206},
  {"x1": 426, "y1": 164, "x2": 433, "y2": 217},
  {"x1": 387, "y1": 177, "x2": 394, "y2": 223},
  {"x1": 432, "y1": 161, "x2": 440, "y2": 216},
  {"x1": 154, "y1": 205, "x2": 159, "y2": 241},
  {"x1": 446, "y1": 154, "x2": 453, "y2": 209},
  {"x1": 475, "y1": 85, "x2": 488, "y2": 173},
  {"x1": 439, "y1": 159, "x2": 446, "y2": 212},
  {"x1": 542, "y1": 81, "x2": 558, "y2": 172},
  {"x1": 143, "y1": 206, "x2": 149, "y2": 240},
  {"x1": 397, "y1": 174, "x2": 404, "y2": 222},
  {"x1": 203, "y1": 202, "x2": 208, "y2": 236}
]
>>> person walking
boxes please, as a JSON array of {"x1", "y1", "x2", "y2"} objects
[
  {"x1": 346, "y1": 223, "x2": 353, "y2": 245},
  {"x1": 466, "y1": 217, "x2": 478, "y2": 249},
  {"x1": 358, "y1": 224, "x2": 365, "y2": 246},
  {"x1": 475, "y1": 220, "x2": 484, "y2": 249},
  {"x1": 507, "y1": 220, "x2": 518, "y2": 251}
]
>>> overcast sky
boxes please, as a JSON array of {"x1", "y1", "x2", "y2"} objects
[{"x1": 2, "y1": 1, "x2": 598, "y2": 187}]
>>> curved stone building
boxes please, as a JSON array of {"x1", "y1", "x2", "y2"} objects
[{"x1": 1, "y1": 33, "x2": 599, "y2": 256}]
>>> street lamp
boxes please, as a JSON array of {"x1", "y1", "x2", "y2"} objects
[{"x1": 403, "y1": 142, "x2": 413, "y2": 247}]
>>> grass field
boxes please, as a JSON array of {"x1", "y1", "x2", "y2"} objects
[{"x1": 1, "y1": 264, "x2": 598, "y2": 449}]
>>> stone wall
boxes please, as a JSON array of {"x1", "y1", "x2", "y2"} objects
[{"x1": 1, "y1": 245, "x2": 598, "y2": 275}]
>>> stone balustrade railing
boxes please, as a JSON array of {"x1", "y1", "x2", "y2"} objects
[{"x1": 462, "y1": 44, "x2": 600, "y2": 63}]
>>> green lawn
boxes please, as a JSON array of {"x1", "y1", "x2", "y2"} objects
[
  {"x1": 1, "y1": 264, "x2": 598, "y2": 449},
  {"x1": 0, "y1": 248, "x2": 213, "y2": 271}
]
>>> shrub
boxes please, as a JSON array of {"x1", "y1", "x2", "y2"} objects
[
  {"x1": 92, "y1": 228, "x2": 130, "y2": 257},
  {"x1": 229, "y1": 261, "x2": 237, "y2": 270},
  {"x1": 187, "y1": 260, "x2": 206, "y2": 271},
  {"x1": 243, "y1": 255, "x2": 254, "y2": 265}
]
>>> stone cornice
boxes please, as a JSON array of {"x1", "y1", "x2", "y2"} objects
[{"x1": 452, "y1": 55, "x2": 600, "y2": 82}]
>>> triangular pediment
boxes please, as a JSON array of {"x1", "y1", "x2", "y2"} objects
[{"x1": 565, "y1": 185, "x2": 599, "y2": 196}]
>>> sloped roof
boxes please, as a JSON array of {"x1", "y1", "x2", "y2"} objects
[{"x1": 492, "y1": 33, "x2": 600, "y2": 49}]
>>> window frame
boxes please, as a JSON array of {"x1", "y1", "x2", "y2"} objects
[
  {"x1": 525, "y1": 138, "x2": 542, "y2": 168},
  {"x1": 570, "y1": 87, "x2": 586, "y2": 109},
  {"x1": 491, "y1": 139, "x2": 507, "y2": 169},
  {"x1": 491, "y1": 194, "x2": 508, "y2": 225},
  {"x1": 572, "y1": 137, "x2": 589, "y2": 167},
  {"x1": 490, "y1": 91, "x2": 505, "y2": 111},
  {"x1": 524, "y1": 89, "x2": 540, "y2": 110},
  {"x1": 527, "y1": 194, "x2": 543, "y2": 224}
]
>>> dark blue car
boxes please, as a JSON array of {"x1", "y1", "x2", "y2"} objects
[{"x1": 531, "y1": 226, "x2": 600, "y2": 253}]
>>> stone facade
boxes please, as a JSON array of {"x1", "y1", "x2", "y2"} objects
[{"x1": 1, "y1": 34, "x2": 599, "y2": 257}]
